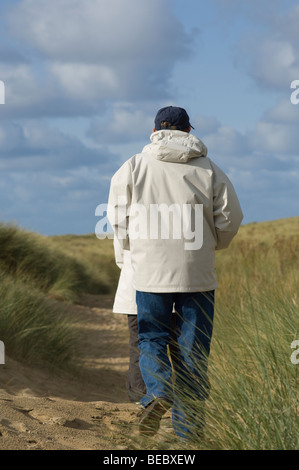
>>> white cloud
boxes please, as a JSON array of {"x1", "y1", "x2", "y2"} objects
[
  {"x1": 201, "y1": 124, "x2": 252, "y2": 156},
  {"x1": 1, "y1": 0, "x2": 298, "y2": 234},
  {"x1": 0, "y1": 62, "x2": 42, "y2": 108},
  {"x1": 249, "y1": 39, "x2": 299, "y2": 90},
  {"x1": 0, "y1": 119, "x2": 121, "y2": 234},
  {"x1": 252, "y1": 121, "x2": 299, "y2": 155},
  {"x1": 0, "y1": 166, "x2": 111, "y2": 234},
  {"x1": 87, "y1": 102, "x2": 154, "y2": 144},
  {"x1": 230, "y1": 3, "x2": 299, "y2": 92},
  {"x1": 6, "y1": 0, "x2": 192, "y2": 104},
  {"x1": 50, "y1": 62, "x2": 120, "y2": 100},
  {"x1": 0, "y1": 120, "x2": 121, "y2": 172},
  {"x1": 9, "y1": 0, "x2": 189, "y2": 62},
  {"x1": 265, "y1": 98, "x2": 299, "y2": 123}
]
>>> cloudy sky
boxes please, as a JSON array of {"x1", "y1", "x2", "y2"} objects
[{"x1": 0, "y1": 0, "x2": 298, "y2": 235}]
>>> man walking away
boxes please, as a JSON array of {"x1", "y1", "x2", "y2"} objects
[{"x1": 108, "y1": 106, "x2": 243, "y2": 440}]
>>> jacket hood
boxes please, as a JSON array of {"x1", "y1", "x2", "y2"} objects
[{"x1": 142, "y1": 130, "x2": 208, "y2": 163}]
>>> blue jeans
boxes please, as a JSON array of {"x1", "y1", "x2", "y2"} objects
[{"x1": 136, "y1": 290, "x2": 214, "y2": 439}]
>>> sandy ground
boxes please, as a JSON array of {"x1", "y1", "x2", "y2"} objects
[{"x1": 0, "y1": 295, "x2": 185, "y2": 451}]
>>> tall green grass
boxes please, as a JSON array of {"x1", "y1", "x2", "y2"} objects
[
  {"x1": 0, "y1": 222, "x2": 116, "y2": 370},
  {"x1": 201, "y1": 292, "x2": 298, "y2": 450},
  {"x1": 49, "y1": 232, "x2": 120, "y2": 295},
  {"x1": 0, "y1": 271, "x2": 77, "y2": 370},
  {"x1": 175, "y1": 217, "x2": 299, "y2": 450},
  {"x1": 0, "y1": 223, "x2": 112, "y2": 301},
  {"x1": 1, "y1": 216, "x2": 298, "y2": 449}
]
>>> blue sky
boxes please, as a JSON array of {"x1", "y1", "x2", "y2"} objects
[{"x1": 0, "y1": 0, "x2": 298, "y2": 235}]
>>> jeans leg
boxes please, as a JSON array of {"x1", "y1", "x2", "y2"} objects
[
  {"x1": 136, "y1": 291, "x2": 174, "y2": 408},
  {"x1": 172, "y1": 291, "x2": 215, "y2": 439},
  {"x1": 126, "y1": 315, "x2": 146, "y2": 402}
]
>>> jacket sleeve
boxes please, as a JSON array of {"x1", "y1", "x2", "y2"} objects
[
  {"x1": 107, "y1": 160, "x2": 133, "y2": 251},
  {"x1": 211, "y1": 161, "x2": 244, "y2": 250}
]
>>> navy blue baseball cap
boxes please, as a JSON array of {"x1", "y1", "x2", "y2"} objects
[{"x1": 154, "y1": 106, "x2": 194, "y2": 131}]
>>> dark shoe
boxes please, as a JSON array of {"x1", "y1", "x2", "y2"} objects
[{"x1": 139, "y1": 398, "x2": 171, "y2": 437}]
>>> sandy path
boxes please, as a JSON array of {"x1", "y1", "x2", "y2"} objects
[{"x1": 0, "y1": 295, "x2": 181, "y2": 451}]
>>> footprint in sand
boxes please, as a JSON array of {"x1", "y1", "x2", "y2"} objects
[
  {"x1": 27, "y1": 409, "x2": 67, "y2": 426},
  {"x1": 0, "y1": 418, "x2": 29, "y2": 433},
  {"x1": 27, "y1": 409, "x2": 92, "y2": 430}
]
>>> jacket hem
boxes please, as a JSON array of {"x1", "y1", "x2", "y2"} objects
[
  {"x1": 112, "y1": 307, "x2": 137, "y2": 315},
  {"x1": 133, "y1": 284, "x2": 217, "y2": 293},
  {"x1": 112, "y1": 309, "x2": 137, "y2": 315}
]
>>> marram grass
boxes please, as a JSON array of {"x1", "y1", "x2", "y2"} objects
[
  {"x1": 121, "y1": 217, "x2": 299, "y2": 450},
  {"x1": 0, "y1": 222, "x2": 117, "y2": 370},
  {"x1": 173, "y1": 217, "x2": 299, "y2": 450},
  {"x1": 0, "y1": 217, "x2": 298, "y2": 449},
  {"x1": 0, "y1": 271, "x2": 77, "y2": 370},
  {"x1": 201, "y1": 290, "x2": 298, "y2": 450}
]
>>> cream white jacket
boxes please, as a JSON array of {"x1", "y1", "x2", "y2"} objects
[
  {"x1": 112, "y1": 237, "x2": 137, "y2": 314},
  {"x1": 108, "y1": 130, "x2": 243, "y2": 294}
]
